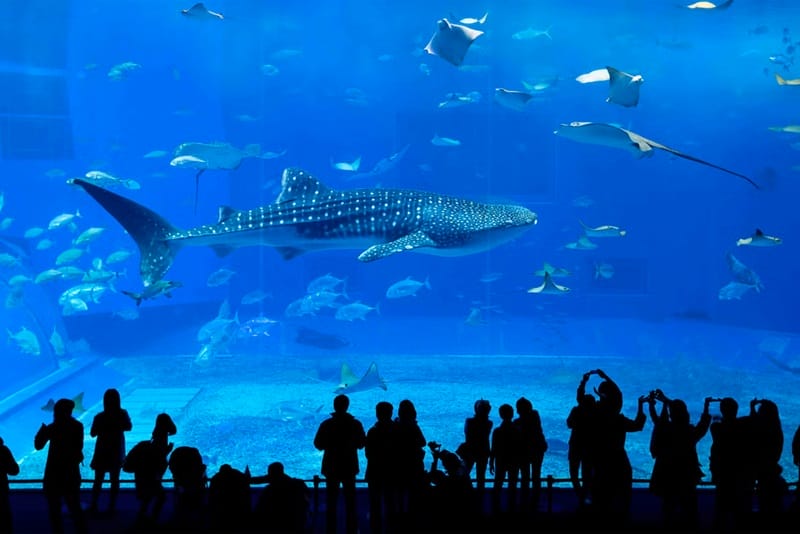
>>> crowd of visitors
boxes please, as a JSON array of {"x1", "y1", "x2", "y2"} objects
[{"x1": 2, "y1": 370, "x2": 800, "y2": 532}]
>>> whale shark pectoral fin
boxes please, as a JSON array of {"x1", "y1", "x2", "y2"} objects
[{"x1": 357, "y1": 231, "x2": 436, "y2": 262}]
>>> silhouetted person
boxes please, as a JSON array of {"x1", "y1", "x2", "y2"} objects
[
  {"x1": 253, "y1": 462, "x2": 310, "y2": 533},
  {"x1": 208, "y1": 464, "x2": 251, "y2": 532},
  {"x1": 709, "y1": 396, "x2": 748, "y2": 531},
  {"x1": 490, "y1": 403, "x2": 520, "y2": 515},
  {"x1": 647, "y1": 390, "x2": 711, "y2": 528},
  {"x1": 128, "y1": 412, "x2": 176, "y2": 527},
  {"x1": 587, "y1": 369, "x2": 645, "y2": 527},
  {"x1": 168, "y1": 445, "x2": 207, "y2": 528},
  {"x1": 0, "y1": 437, "x2": 19, "y2": 534},
  {"x1": 514, "y1": 396, "x2": 547, "y2": 514},
  {"x1": 793, "y1": 424, "x2": 800, "y2": 501},
  {"x1": 365, "y1": 401, "x2": 395, "y2": 533},
  {"x1": 313, "y1": 394, "x2": 366, "y2": 534},
  {"x1": 567, "y1": 373, "x2": 596, "y2": 506},
  {"x1": 745, "y1": 398, "x2": 787, "y2": 528},
  {"x1": 460, "y1": 399, "x2": 493, "y2": 495},
  {"x1": 89, "y1": 387, "x2": 132, "y2": 515},
  {"x1": 426, "y1": 441, "x2": 476, "y2": 531},
  {"x1": 393, "y1": 399, "x2": 426, "y2": 528},
  {"x1": 34, "y1": 398, "x2": 87, "y2": 533}
]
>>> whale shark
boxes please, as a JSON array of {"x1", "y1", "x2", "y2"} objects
[{"x1": 72, "y1": 168, "x2": 537, "y2": 286}]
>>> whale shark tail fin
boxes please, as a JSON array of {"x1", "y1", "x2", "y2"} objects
[{"x1": 71, "y1": 179, "x2": 182, "y2": 286}]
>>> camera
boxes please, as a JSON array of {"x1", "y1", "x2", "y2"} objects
[{"x1": 427, "y1": 441, "x2": 441, "y2": 452}]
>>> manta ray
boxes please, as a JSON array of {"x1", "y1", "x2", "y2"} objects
[
  {"x1": 606, "y1": 66, "x2": 643, "y2": 107},
  {"x1": 72, "y1": 168, "x2": 537, "y2": 286},
  {"x1": 554, "y1": 122, "x2": 760, "y2": 188},
  {"x1": 527, "y1": 272, "x2": 571, "y2": 294},
  {"x1": 424, "y1": 18, "x2": 484, "y2": 66},
  {"x1": 334, "y1": 362, "x2": 387, "y2": 394}
]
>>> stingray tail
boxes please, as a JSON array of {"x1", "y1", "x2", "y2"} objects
[
  {"x1": 71, "y1": 179, "x2": 182, "y2": 285},
  {"x1": 658, "y1": 146, "x2": 761, "y2": 189}
]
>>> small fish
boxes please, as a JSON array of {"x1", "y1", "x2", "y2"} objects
[
  {"x1": 335, "y1": 301, "x2": 379, "y2": 321},
  {"x1": 565, "y1": 236, "x2": 598, "y2": 250},
  {"x1": 23, "y1": 227, "x2": 45, "y2": 239},
  {"x1": 455, "y1": 12, "x2": 488, "y2": 25},
  {"x1": 112, "y1": 308, "x2": 140, "y2": 320},
  {"x1": 331, "y1": 157, "x2": 362, "y2": 172},
  {"x1": 594, "y1": 262, "x2": 615, "y2": 280},
  {"x1": 385, "y1": 276, "x2": 430, "y2": 299},
  {"x1": 237, "y1": 316, "x2": 279, "y2": 338},
  {"x1": 143, "y1": 150, "x2": 168, "y2": 158},
  {"x1": 49, "y1": 328, "x2": 65, "y2": 357},
  {"x1": 768, "y1": 125, "x2": 800, "y2": 133},
  {"x1": 307, "y1": 273, "x2": 346, "y2": 295},
  {"x1": 464, "y1": 307, "x2": 487, "y2": 326},
  {"x1": 718, "y1": 281, "x2": 757, "y2": 300},
  {"x1": 121, "y1": 280, "x2": 183, "y2": 306},
  {"x1": 36, "y1": 239, "x2": 54, "y2": 251},
  {"x1": 437, "y1": 91, "x2": 481, "y2": 108},
  {"x1": 107, "y1": 61, "x2": 141, "y2": 81},
  {"x1": 56, "y1": 248, "x2": 84, "y2": 265},
  {"x1": 34, "y1": 269, "x2": 63, "y2": 284},
  {"x1": 106, "y1": 249, "x2": 132, "y2": 264},
  {"x1": 726, "y1": 252, "x2": 763, "y2": 291},
  {"x1": 8, "y1": 274, "x2": 31, "y2": 286},
  {"x1": 580, "y1": 221, "x2": 627, "y2": 238},
  {"x1": 0, "y1": 217, "x2": 13, "y2": 230},
  {"x1": 73, "y1": 227, "x2": 105, "y2": 245},
  {"x1": 8, "y1": 326, "x2": 41, "y2": 355},
  {"x1": 48, "y1": 210, "x2": 81, "y2": 230},
  {"x1": 240, "y1": 289, "x2": 271, "y2": 305},
  {"x1": 479, "y1": 272, "x2": 503, "y2": 283},
  {"x1": 260, "y1": 64, "x2": 280, "y2": 76},
  {"x1": 0, "y1": 253, "x2": 20, "y2": 268},
  {"x1": 169, "y1": 155, "x2": 208, "y2": 168},
  {"x1": 736, "y1": 228, "x2": 782, "y2": 247},
  {"x1": 207, "y1": 267, "x2": 236, "y2": 287},
  {"x1": 512, "y1": 26, "x2": 552, "y2": 40},
  {"x1": 261, "y1": 149, "x2": 287, "y2": 159},
  {"x1": 685, "y1": 0, "x2": 733, "y2": 9},
  {"x1": 59, "y1": 283, "x2": 107, "y2": 306},
  {"x1": 431, "y1": 134, "x2": 461, "y2": 147}
]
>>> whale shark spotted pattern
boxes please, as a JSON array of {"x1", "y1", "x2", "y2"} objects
[{"x1": 72, "y1": 168, "x2": 537, "y2": 286}]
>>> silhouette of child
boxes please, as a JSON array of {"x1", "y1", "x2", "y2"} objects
[
  {"x1": 490, "y1": 403, "x2": 520, "y2": 514},
  {"x1": 460, "y1": 399, "x2": 493, "y2": 493},
  {"x1": 0, "y1": 436, "x2": 19, "y2": 533},
  {"x1": 89, "y1": 388, "x2": 132, "y2": 515}
]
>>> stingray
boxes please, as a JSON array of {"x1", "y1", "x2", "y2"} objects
[
  {"x1": 334, "y1": 362, "x2": 387, "y2": 394},
  {"x1": 606, "y1": 66, "x2": 644, "y2": 107},
  {"x1": 527, "y1": 272, "x2": 571, "y2": 295},
  {"x1": 554, "y1": 122, "x2": 760, "y2": 188},
  {"x1": 424, "y1": 18, "x2": 484, "y2": 67},
  {"x1": 494, "y1": 88, "x2": 534, "y2": 111},
  {"x1": 181, "y1": 3, "x2": 223, "y2": 20}
]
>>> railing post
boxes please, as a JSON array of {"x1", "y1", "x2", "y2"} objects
[
  {"x1": 313, "y1": 475, "x2": 320, "y2": 519},
  {"x1": 546, "y1": 474, "x2": 554, "y2": 514}
]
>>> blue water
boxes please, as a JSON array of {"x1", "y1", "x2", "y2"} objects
[{"x1": 1, "y1": 1, "x2": 799, "y2": 480}]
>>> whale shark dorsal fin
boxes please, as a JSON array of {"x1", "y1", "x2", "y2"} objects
[
  {"x1": 218, "y1": 205, "x2": 237, "y2": 223},
  {"x1": 276, "y1": 168, "x2": 334, "y2": 204},
  {"x1": 339, "y1": 363, "x2": 359, "y2": 388},
  {"x1": 358, "y1": 230, "x2": 436, "y2": 262}
]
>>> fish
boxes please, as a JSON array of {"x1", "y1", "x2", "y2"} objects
[
  {"x1": 565, "y1": 236, "x2": 598, "y2": 250},
  {"x1": 424, "y1": 18, "x2": 484, "y2": 67},
  {"x1": 580, "y1": 220, "x2": 627, "y2": 237},
  {"x1": 294, "y1": 326, "x2": 349, "y2": 350},
  {"x1": 36, "y1": 239, "x2": 54, "y2": 251},
  {"x1": 431, "y1": 134, "x2": 461, "y2": 146},
  {"x1": 527, "y1": 272, "x2": 570, "y2": 294},
  {"x1": 606, "y1": 66, "x2": 644, "y2": 107},
  {"x1": 48, "y1": 210, "x2": 81, "y2": 230},
  {"x1": 554, "y1": 122, "x2": 760, "y2": 189},
  {"x1": 685, "y1": 0, "x2": 733, "y2": 9},
  {"x1": 275, "y1": 401, "x2": 325, "y2": 425},
  {"x1": 49, "y1": 328, "x2": 65, "y2": 357},
  {"x1": 479, "y1": 272, "x2": 503, "y2": 283},
  {"x1": 512, "y1": 26, "x2": 552, "y2": 40},
  {"x1": 736, "y1": 228, "x2": 782, "y2": 247},
  {"x1": 0, "y1": 218, "x2": 12, "y2": 230},
  {"x1": 237, "y1": 316, "x2": 278, "y2": 338},
  {"x1": 181, "y1": 2, "x2": 223, "y2": 20},
  {"x1": 34, "y1": 269, "x2": 63, "y2": 284},
  {"x1": 56, "y1": 248, "x2": 84, "y2": 265},
  {"x1": 8, "y1": 326, "x2": 41, "y2": 355},
  {"x1": 438, "y1": 91, "x2": 481, "y2": 109},
  {"x1": 23, "y1": 227, "x2": 45, "y2": 239},
  {"x1": 106, "y1": 249, "x2": 132, "y2": 264},
  {"x1": 346, "y1": 145, "x2": 410, "y2": 181},
  {"x1": 725, "y1": 252, "x2": 763, "y2": 290},
  {"x1": 385, "y1": 276, "x2": 430, "y2": 298},
  {"x1": 775, "y1": 73, "x2": 800, "y2": 86},
  {"x1": 144, "y1": 150, "x2": 168, "y2": 158},
  {"x1": 84, "y1": 171, "x2": 140, "y2": 190},
  {"x1": 71, "y1": 168, "x2": 537, "y2": 285},
  {"x1": 107, "y1": 62, "x2": 140, "y2": 81},
  {"x1": 534, "y1": 262, "x2": 571, "y2": 278},
  {"x1": 494, "y1": 88, "x2": 534, "y2": 111},
  {"x1": 206, "y1": 267, "x2": 236, "y2": 287},
  {"x1": 8, "y1": 274, "x2": 31, "y2": 286},
  {"x1": 41, "y1": 392, "x2": 86, "y2": 414},
  {"x1": 331, "y1": 157, "x2": 361, "y2": 172},
  {"x1": 454, "y1": 12, "x2": 488, "y2": 25},
  {"x1": 335, "y1": 302, "x2": 378, "y2": 321},
  {"x1": 260, "y1": 64, "x2": 279, "y2": 76},
  {"x1": 73, "y1": 227, "x2": 105, "y2": 245},
  {"x1": 768, "y1": 125, "x2": 800, "y2": 133},
  {"x1": 594, "y1": 262, "x2": 615, "y2": 280},
  {"x1": 59, "y1": 283, "x2": 107, "y2": 306},
  {"x1": 307, "y1": 273, "x2": 347, "y2": 295},
  {"x1": 464, "y1": 307, "x2": 487, "y2": 326},
  {"x1": 240, "y1": 289, "x2": 271, "y2": 305},
  {"x1": 718, "y1": 281, "x2": 756, "y2": 300},
  {"x1": 334, "y1": 362, "x2": 387, "y2": 394},
  {"x1": 122, "y1": 280, "x2": 183, "y2": 306}
]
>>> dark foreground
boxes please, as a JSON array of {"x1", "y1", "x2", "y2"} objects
[{"x1": 6, "y1": 484, "x2": 800, "y2": 533}]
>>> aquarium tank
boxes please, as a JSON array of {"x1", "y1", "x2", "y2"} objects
[{"x1": 1, "y1": 0, "x2": 799, "y2": 485}]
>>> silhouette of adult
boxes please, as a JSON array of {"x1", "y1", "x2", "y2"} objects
[
  {"x1": 88, "y1": 388, "x2": 132, "y2": 515},
  {"x1": 0, "y1": 436, "x2": 19, "y2": 533},
  {"x1": 566, "y1": 373, "x2": 596, "y2": 506},
  {"x1": 587, "y1": 369, "x2": 645, "y2": 527},
  {"x1": 708, "y1": 396, "x2": 748, "y2": 531},
  {"x1": 313, "y1": 394, "x2": 366, "y2": 534},
  {"x1": 128, "y1": 412, "x2": 176, "y2": 527},
  {"x1": 745, "y1": 398, "x2": 787, "y2": 528},
  {"x1": 490, "y1": 403, "x2": 520, "y2": 515},
  {"x1": 365, "y1": 401, "x2": 396, "y2": 533},
  {"x1": 208, "y1": 464, "x2": 251, "y2": 532},
  {"x1": 33, "y1": 398, "x2": 87, "y2": 533},
  {"x1": 426, "y1": 441, "x2": 476, "y2": 531},
  {"x1": 647, "y1": 390, "x2": 711, "y2": 528},
  {"x1": 168, "y1": 445, "x2": 207, "y2": 528},
  {"x1": 460, "y1": 399, "x2": 493, "y2": 495},
  {"x1": 253, "y1": 462, "x2": 310, "y2": 533},
  {"x1": 793, "y1": 423, "x2": 800, "y2": 501},
  {"x1": 514, "y1": 396, "x2": 547, "y2": 514},
  {"x1": 393, "y1": 399, "x2": 426, "y2": 528}
]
